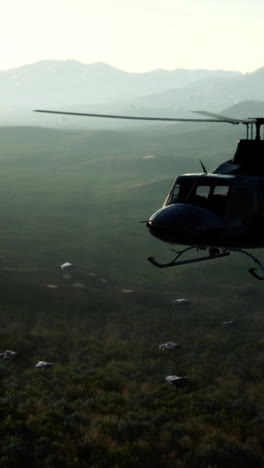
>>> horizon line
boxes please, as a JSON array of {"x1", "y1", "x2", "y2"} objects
[{"x1": 0, "y1": 58, "x2": 260, "y2": 75}]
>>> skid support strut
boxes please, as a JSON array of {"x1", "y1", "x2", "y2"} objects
[
  {"x1": 228, "y1": 248, "x2": 264, "y2": 280},
  {"x1": 148, "y1": 246, "x2": 230, "y2": 269},
  {"x1": 148, "y1": 246, "x2": 264, "y2": 280}
]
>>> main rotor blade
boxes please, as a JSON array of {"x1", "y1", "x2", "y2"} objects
[
  {"x1": 192, "y1": 110, "x2": 252, "y2": 124},
  {"x1": 34, "y1": 109, "x2": 237, "y2": 124}
]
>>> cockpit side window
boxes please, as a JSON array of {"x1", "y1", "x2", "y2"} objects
[
  {"x1": 195, "y1": 185, "x2": 211, "y2": 198},
  {"x1": 213, "y1": 186, "x2": 229, "y2": 197},
  {"x1": 187, "y1": 185, "x2": 211, "y2": 209},
  {"x1": 187, "y1": 183, "x2": 230, "y2": 215}
]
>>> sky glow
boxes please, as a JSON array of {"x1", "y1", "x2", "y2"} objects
[{"x1": 1, "y1": 0, "x2": 264, "y2": 73}]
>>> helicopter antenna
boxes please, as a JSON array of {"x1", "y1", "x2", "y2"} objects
[{"x1": 200, "y1": 160, "x2": 207, "y2": 174}]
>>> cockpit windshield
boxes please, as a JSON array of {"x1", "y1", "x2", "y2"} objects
[
  {"x1": 165, "y1": 178, "x2": 230, "y2": 216},
  {"x1": 167, "y1": 180, "x2": 194, "y2": 204}
]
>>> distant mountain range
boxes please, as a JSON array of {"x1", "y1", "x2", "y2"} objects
[
  {"x1": 1, "y1": 60, "x2": 264, "y2": 127},
  {"x1": 0, "y1": 60, "x2": 241, "y2": 107},
  {"x1": 133, "y1": 67, "x2": 264, "y2": 112}
]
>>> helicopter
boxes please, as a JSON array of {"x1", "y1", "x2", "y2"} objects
[{"x1": 35, "y1": 108, "x2": 264, "y2": 280}]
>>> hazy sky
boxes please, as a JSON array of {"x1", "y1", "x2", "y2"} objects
[{"x1": 1, "y1": 0, "x2": 264, "y2": 73}]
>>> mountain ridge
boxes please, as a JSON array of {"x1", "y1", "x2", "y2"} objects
[
  {"x1": 0, "y1": 60, "x2": 264, "y2": 128},
  {"x1": 0, "y1": 59, "x2": 241, "y2": 109}
]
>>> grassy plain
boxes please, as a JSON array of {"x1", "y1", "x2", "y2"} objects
[{"x1": 0, "y1": 123, "x2": 263, "y2": 467}]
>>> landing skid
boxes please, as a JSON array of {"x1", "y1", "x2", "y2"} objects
[{"x1": 148, "y1": 246, "x2": 264, "y2": 280}]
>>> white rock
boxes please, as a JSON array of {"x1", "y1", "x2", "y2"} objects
[
  {"x1": 72, "y1": 282, "x2": 86, "y2": 289},
  {"x1": 35, "y1": 361, "x2": 54, "y2": 369},
  {"x1": 172, "y1": 298, "x2": 190, "y2": 304},
  {"x1": 222, "y1": 320, "x2": 235, "y2": 326},
  {"x1": 60, "y1": 262, "x2": 72, "y2": 270},
  {"x1": 165, "y1": 375, "x2": 187, "y2": 384},
  {"x1": 0, "y1": 350, "x2": 18, "y2": 360},
  {"x1": 159, "y1": 342, "x2": 179, "y2": 351}
]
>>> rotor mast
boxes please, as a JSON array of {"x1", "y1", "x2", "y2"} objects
[{"x1": 253, "y1": 118, "x2": 264, "y2": 140}]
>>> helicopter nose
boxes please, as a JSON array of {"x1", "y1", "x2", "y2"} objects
[{"x1": 147, "y1": 204, "x2": 223, "y2": 245}]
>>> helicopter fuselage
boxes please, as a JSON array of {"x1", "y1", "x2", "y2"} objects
[
  {"x1": 33, "y1": 110, "x2": 264, "y2": 279},
  {"x1": 147, "y1": 172, "x2": 264, "y2": 249}
]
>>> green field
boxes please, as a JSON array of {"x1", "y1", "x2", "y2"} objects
[{"x1": 0, "y1": 124, "x2": 263, "y2": 467}]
